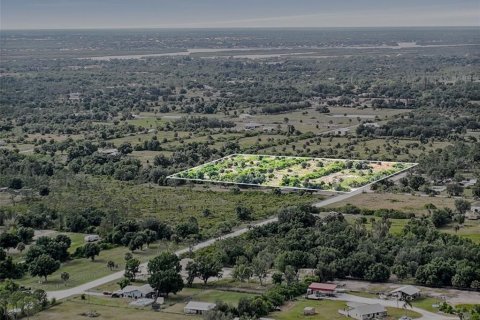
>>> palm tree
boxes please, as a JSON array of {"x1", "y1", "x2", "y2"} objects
[{"x1": 399, "y1": 292, "x2": 413, "y2": 317}]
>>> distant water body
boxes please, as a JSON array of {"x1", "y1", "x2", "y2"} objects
[{"x1": 82, "y1": 42, "x2": 478, "y2": 61}]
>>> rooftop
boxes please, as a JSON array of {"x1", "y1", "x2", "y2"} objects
[
  {"x1": 308, "y1": 282, "x2": 338, "y2": 291},
  {"x1": 185, "y1": 301, "x2": 216, "y2": 311},
  {"x1": 390, "y1": 285, "x2": 420, "y2": 296}
]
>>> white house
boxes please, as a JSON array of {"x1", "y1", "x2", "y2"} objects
[
  {"x1": 468, "y1": 201, "x2": 480, "y2": 220},
  {"x1": 184, "y1": 301, "x2": 216, "y2": 315},
  {"x1": 339, "y1": 303, "x2": 387, "y2": 320},
  {"x1": 118, "y1": 284, "x2": 155, "y2": 299},
  {"x1": 84, "y1": 234, "x2": 100, "y2": 242},
  {"x1": 389, "y1": 285, "x2": 421, "y2": 300}
]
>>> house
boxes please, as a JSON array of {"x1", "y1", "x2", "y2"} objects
[
  {"x1": 307, "y1": 282, "x2": 338, "y2": 297},
  {"x1": 339, "y1": 302, "x2": 387, "y2": 320},
  {"x1": 470, "y1": 202, "x2": 480, "y2": 214},
  {"x1": 84, "y1": 234, "x2": 100, "y2": 242},
  {"x1": 117, "y1": 284, "x2": 155, "y2": 299},
  {"x1": 68, "y1": 92, "x2": 81, "y2": 100},
  {"x1": 389, "y1": 285, "x2": 421, "y2": 300},
  {"x1": 244, "y1": 122, "x2": 263, "y2": 131},
  {"x1": 184, "y1": 301, "x2": 216, "y2": 315}
]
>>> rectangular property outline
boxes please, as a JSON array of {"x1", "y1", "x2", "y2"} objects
[{"x1": 167, "y1": 153, "x2": 418, "y2": 193}]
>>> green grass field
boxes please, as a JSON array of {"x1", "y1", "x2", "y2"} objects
[{"x1": 269, "y1": 298, "x2": 421, "y2": 320}]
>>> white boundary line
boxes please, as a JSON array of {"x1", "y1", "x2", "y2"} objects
[{"x1": 167, "y1": 153, "x2": 418, "y2": 194}]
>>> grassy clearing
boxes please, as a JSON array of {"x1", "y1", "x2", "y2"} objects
[
  {"x1": 411, "y1": 296, "x2": 443, "y2": 313},
  {"x1": 34, "y1": 296, "x2": 195, "y2": 320},
  {"x1": 326, "y1": 193, "x2": 455, "y2": 215},
  {"x1": 269, "y1": 298, "x2": 421, "y2": 320},
  {"x1": 439, "y1": 220, "x2": 480, "y2": 243}
]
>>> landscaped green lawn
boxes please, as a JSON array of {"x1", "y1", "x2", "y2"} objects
[{"x1": 411, "y1": 296, "x2": 443, "y2": 313}]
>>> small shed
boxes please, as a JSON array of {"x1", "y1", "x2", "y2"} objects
[
  {"x1": 84, "y1": 234, "x2": 100, "y2": 242},
  {"x1": 304, "y1": 307, "x2": 316, "y2": 315},
  {"x1": 121, "y1": 284, "x2": 155, "y2": 299},
  {"x1": 389, "y1": 285, "x2": 421, "y2": 299},
  {"x1": 184, "y1": 301, "x2": 216, "y2": 315}
]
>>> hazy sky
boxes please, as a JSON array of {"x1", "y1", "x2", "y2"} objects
[{"x1": 2, "y1": 0, "x2": 479, "y2": 30}]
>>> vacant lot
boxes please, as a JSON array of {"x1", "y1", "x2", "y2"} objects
[{"x1": 326, "y1": 192, "x2": 456, "y2": 214}]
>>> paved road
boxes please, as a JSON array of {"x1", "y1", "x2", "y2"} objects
[
  {"x1": 47, "y1": 185, "x2": 367, "y2": 300},
  {"x1": 327, "y1": 293, "x2": 456, "y2": 320}
]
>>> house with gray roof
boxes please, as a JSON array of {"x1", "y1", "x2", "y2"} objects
[
  {"x1": 184, "y1": 301, "x2": 216, "y2": 315},
  {"x1": 339, "y1": 303, "x2": 387, "y2": 320},
  {"x1": 389, "y1": 285, "x2": 421, "y2": 299}
]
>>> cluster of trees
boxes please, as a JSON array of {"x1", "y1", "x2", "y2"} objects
[
  {"x1": 0, "y1": 280, "x2": 51, "y2": 319},
  {"x1": 105, "y1": 218, "x2": 174, "y2": 250},
  {"x1": 198, "y1": 205, "x2": 479, "y2": 290},
  {"x1": 357, "y1": 110, "x2": 479, "y2": 139},
  {"x1": 24, "y1": 235, "x2": 71, "y2": 281},
  {"x1": 261, "y1": 101, "x2": 311, "y2": 114},
  {"x1": 418, "y1": 142, "x2": 480, "y2": 182}
]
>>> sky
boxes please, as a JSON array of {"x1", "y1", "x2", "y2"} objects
[{"x1": 1, "y1": 0, "x2": 479, "y2": 30}]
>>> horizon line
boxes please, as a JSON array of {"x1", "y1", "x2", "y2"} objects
[{"x1": 1, "y1": 25, "x2": 479, "y2": 32}]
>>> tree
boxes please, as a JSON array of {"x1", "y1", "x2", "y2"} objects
[
  {"x1": 446, "y1": 183, "x2": 463, "y2": 196},
  {"x1": 128, "y1": 233, "x2": 146, "y2": 252},
  {"x1": 392, "y1": 264, "x2": 409, "y2": 280},
  {"x1": 195, "y1": 254, "x2": 223, "y2": 285},
  {"x1": 431, "y1": 208, "x2": 453, "y2": 228},
  {"x1": 83, "y1": 243, "x2": 100, "y2": 261},
  {"x1": 9, "y1": 178, "x2": 23, "y2": 189},
  {"x1": 232, "y1": 263, "x2": 253, "y2": 283},
  {"x1": 16, "y1": 227, "x2": 34, "y2": 244},
  {"x1": 235, "y1": 206, "x2": 252, "y2": 221},
  {"x1": 284, "y1": 265, "x2": 297, "y2": 285},
  {"x1": 272, "y1": 272, "x2": 283, "y2": 285},
  {"x1": 61, "y1": 272, "x2": 70, "y2": 285},
  {"x1": 117, "y1": 278, "x2": 130, "y2": 289},
  {"x1": 125, "y1": 258, "x2": 140, "y2": 281},
  {"x1": 107, "y1": 260, "x2": 115, "y2": 270},
  {"x1": 454, "y1": 199, "x2": 471, "y2": 214},
  {"x1": 408, "y1": 175, "x2": 426, "y2": 191},
  {"x1": 0, "y1": 232, "x2": 19, "y2": 250},
  {"x1": 251, "y1": 252, "x2": 273, "y2": 286},
  {"x1": 365, "y1": 263, "x2": 390, "y2": 282},
  {"x1": 118, "y1": 142, "x2": 133, "y2": 154},
  {"x1": 148, "y1": 252, "x2": 184, "y2": 301},
  {"x1": 185, "y1": 261, "x2": 198, "y2": 287},
  {"x1": 29, "y1": 254, "x2": 60, "y2": 282}
]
